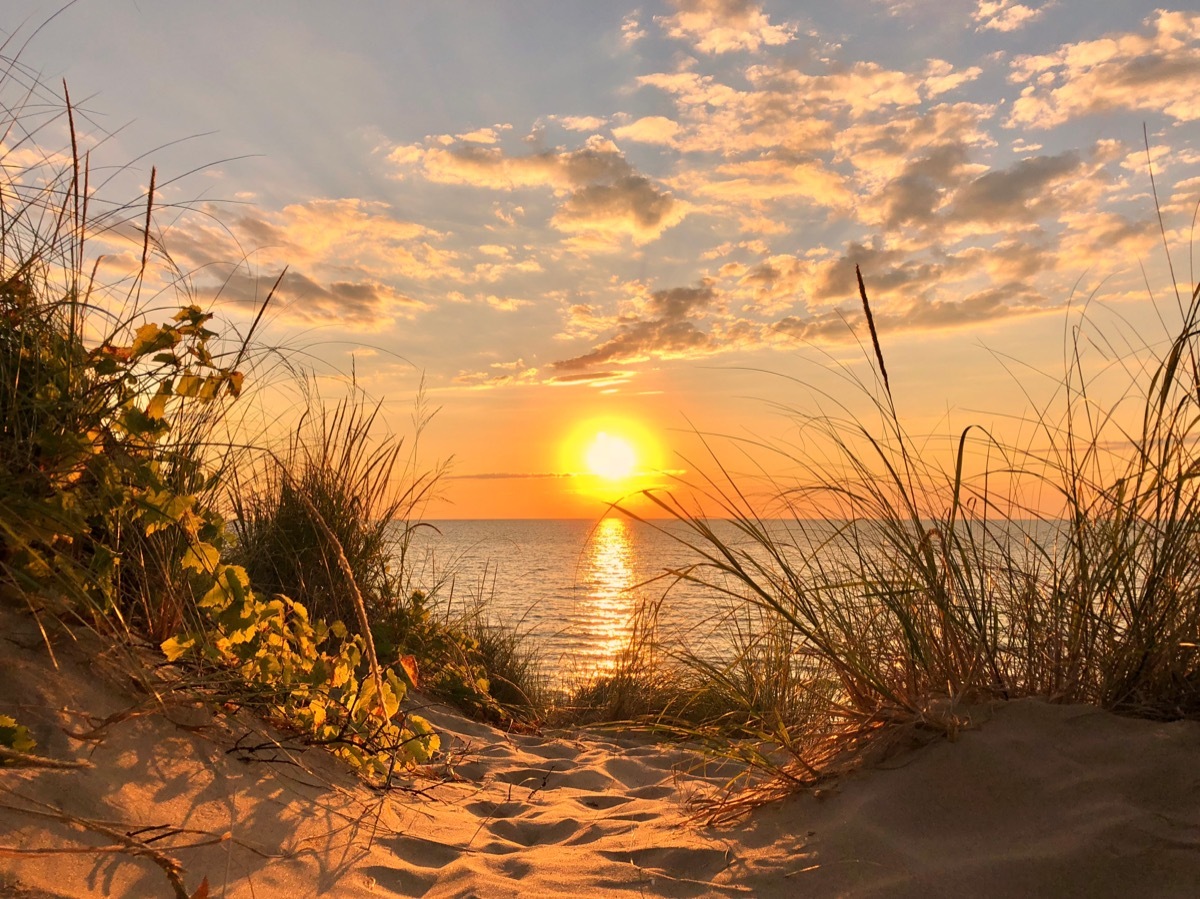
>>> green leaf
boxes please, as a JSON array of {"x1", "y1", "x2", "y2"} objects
[{"x1": 0, "y1": 715, "x2": 36, "y2": 755}]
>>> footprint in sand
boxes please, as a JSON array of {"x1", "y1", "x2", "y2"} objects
[
  {"x1": 381, "y1": 834, "x2": 462, "y2": 869},
  {"x1": 491, "y1": 765, "x2": 561, "y2": 789},
  {"x1": 627, "y1": 784, "x2": 677, "y2": 800},
  {"x1": 572, "y1": 792, "x2": 633, "y2": 810},
  {"x1": 486, "y1": 815, "x2": 584, "y2": 847},
  {"x1": 465, "y1": 798, "x2": 527, "y2": 819},
  {"x1": 599, "y1": 844, "x2": 733, "y2": 880}
]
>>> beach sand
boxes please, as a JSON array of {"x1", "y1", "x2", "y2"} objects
[{"x1": 3, "y1": 604, "x2": 1199, "y2": 898}]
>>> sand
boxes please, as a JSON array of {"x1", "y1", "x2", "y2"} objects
[{"x1": 3, "y1": 604, "x2": 1200, "y2": 898}]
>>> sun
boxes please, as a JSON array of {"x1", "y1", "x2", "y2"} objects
[
  {"x1": 561, "y1": 417, "x2": 663, "y2": 500},
  {"x1": 585, "y1": 432, "x2": 638, "y2": 481}
]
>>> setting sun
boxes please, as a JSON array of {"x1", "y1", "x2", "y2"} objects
[
  {"x1": 558, "y1": 416, "x2": 667, "y2": 507},
  {"x1": 585, "y1": 432, "x2": 638, "y2": 481}
]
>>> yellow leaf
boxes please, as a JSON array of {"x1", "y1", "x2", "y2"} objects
[
  {"x1": 180, "y1": 542, "x2": 220, "y2": 573},
  {"x1": 198, "y1": 579, "x2": 231, "y2": 609},
  {"x1": 173, "y1": 304, "x2": 203, "y2": 322},
  {"x1": 161, "y1": 636, "x2": 195, "y2": 662},
  {"x1": 176, "y1": 374, "x2": 203, "y2": 397},
  {"x1": 227, "y1": 371, "x2": 245, "y2": 397},
  {"x1": 146, "y1": 392, "x2": 168, "y2": 421}
]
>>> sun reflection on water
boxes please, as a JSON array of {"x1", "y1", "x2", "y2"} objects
[{"x1": 576, "y1": 516, "x2": 636, "y2": 674}]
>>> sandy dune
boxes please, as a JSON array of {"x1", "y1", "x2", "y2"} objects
[{"x1": 3, "y1": 604, "x2": 1200, "y2": 897}]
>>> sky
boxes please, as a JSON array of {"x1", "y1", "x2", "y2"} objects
[{"x1": 5, "y1": 0, "x2": 1200, "y2": 518}]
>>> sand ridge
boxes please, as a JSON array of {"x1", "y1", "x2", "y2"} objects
[{"x1": 3, "y1": 605, "x2": 1200, "y2": 897}]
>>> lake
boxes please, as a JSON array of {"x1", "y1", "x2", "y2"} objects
[
  {"x1": 405, "y1": 517, "x2": 743, "y2": 680},
  {"x1": 404, "y1": 516, "x2": 1065, "y2": 682}
]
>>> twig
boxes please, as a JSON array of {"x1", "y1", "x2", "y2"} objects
[{"x1": 0, "y1": 746, "x2": 92, "y2": 769}]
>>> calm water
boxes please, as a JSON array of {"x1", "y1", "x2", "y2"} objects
[
  {"x1": 406, "y1": 518, "x2": 735, "y2": 678},
  {"x1": 405, "y1": 517, "x2": 1061, "y2": 680}
]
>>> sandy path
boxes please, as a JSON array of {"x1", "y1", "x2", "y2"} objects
[{"x1": 3, "y1": 604, "x2": 1200, "y2": 897}]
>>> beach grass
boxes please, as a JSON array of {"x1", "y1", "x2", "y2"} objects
[{"x1": 589, "y1": 255, "x2": 1200, "y2": 813}]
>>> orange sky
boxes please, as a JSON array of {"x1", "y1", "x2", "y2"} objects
[{"x1": 9, "y1": 1, "x2": 1200, "y2": 518}]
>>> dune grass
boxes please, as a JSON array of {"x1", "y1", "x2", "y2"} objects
[{"x1": 583, "y1": 257, "x2": 1200, "y2": 816}]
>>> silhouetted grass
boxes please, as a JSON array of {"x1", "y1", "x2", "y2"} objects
[{"x1": 610, "y1": 256, "x2": 1200, "y2": 817}]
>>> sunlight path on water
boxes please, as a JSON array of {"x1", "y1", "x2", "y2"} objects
[{"x1": 575, "y1": 516, "x2": 637, "y2": 674}]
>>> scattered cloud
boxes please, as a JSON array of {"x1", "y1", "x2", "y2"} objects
[
  {"x1": 390, "y1": 135, "x2": 687, "y2": 248},
  {"x1": 553, "y1": 283, "x2": 717, "y2": 370},
  {"x1": 621, "y1": 12, "x2": 647, "y2": 46},
  {"x1": 947, "y1": 150, "x2": 1084, "y2": 227},
  {"x1": 555, "y1": 115, "x2": 609, "y2": 132},
  {"x1": 612, "y1": 116, "x2": 681, "y2": 146},
  {"x1": 656, "y1": 0, "x2": 795, "y2": 55},
  {"x1": 972, "y1": 1, "x2": 1048, "y2": 33},
  {"x1": 213, "y1": 269, "x2": 428, "y2": 326},
  {"x1": 152, "y1": 198, "x2": 451, "y2": 328},
  {"x1": 482, "y1": 294, "x2": 534, "y2": 312},
  {"x1": 548, "y1": 370, "x2": 632, "y2": 385},
  {"x1": 1008, "y1": 10, "x2": 1200, "y2": 127}
]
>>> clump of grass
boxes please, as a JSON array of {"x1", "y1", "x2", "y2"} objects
[
  {"x1": 621, "y1": 252, "x2": 1200, "y2": 815},
  {"x1": 460, "y1": 611, "x2": 548, "y2": 715},
  {"x1": 226, "y1": 386, "x2": 539, "y2": 724},
  {"x1": 554, "y1": 597, "x2": 681, "y2": 726},
  {"x1": 227, "y1": 382, "x2": 434, "y2": 628}
]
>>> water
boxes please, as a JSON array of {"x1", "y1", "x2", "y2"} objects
[
  {"x1": 404, "y1": 517, "x2": 1065, "y2": 681},
  {"x1": 406, "y1": 518, "x2": 715, "y2": 678}
]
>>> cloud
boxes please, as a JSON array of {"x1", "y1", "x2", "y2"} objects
[
  {"x1": 149, "y1": 198, "x2": 454, "y2": 328},
  {"x1": 452, "y1": 359, "x2": 541, "y2": 388},
  {"x1": 656, "y1": 0, "x2": 795, "y2": 54},
  {"x1": 482, "y1": 294, "x2": 534, "y2": 311},
  {"x1": 555, "y1": 115, "x2": 609, "y2": 132},
  {"x1": 877, "y1": 143, "x2": 972, "y2": 228},
  {"x1": 687, "y1": 153, "x2": 854, "y2": 209},
  {"x1": 635, "y1": 59, "x2": 982, "y2": 163},
  {"x1": 947, "y1": 150, "x2": 1083, "y2": 226},
  {"x1": 612, "y1": 116, "x2": 681, "y2": 146},
  {"x1": 392, "y1": 135, "x2": 687, "y2": 247},
  {"x1": 548, "y1": 370, "x2": 631, "y2": 385},
  {"x1": 552, "y1": 175, "x2": 685, "y2": 244},
  {"x1": 972, "y1": 1, "x2": 1048, "y2": 33},
  {"x1": 212, "y1": 269, "x2": 427, "y2": 326},
  {"x1": 455, "y1": 125, "x2": 511, "y2": 144},
  {"x1": 621, "y1": 12, "x2": 647, "y2": 46},
  {"x1": 1008, "y1": 10, "x2": 1200, "y2": 128},
  {"x1": 553, "y1": 284, "x2": 717, "y2": 370}
]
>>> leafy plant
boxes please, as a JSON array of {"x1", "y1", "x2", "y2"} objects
[
  {"x1": 0, "y1": 714, "x2": 36, "y2": 759},
  {"x1": 162, "y1": 561, "x2": 439, "y2": 776}
]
